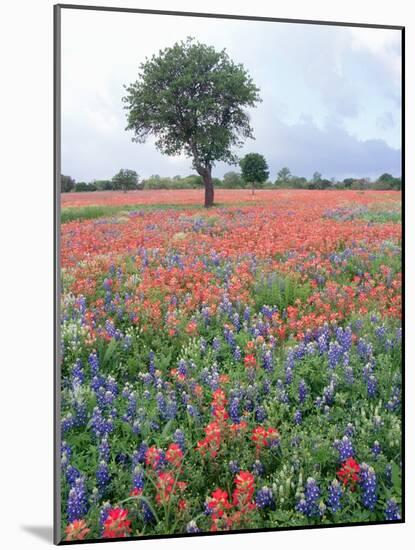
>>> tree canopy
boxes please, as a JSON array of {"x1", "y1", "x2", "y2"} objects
[
  {"x1": 61, "y1": 174, "x2": 75, "y2": 193},
  {"x1": 239, "y1": 153, "x2": 269, "y2": 194},
  {"x1": 112, "y1": 169, "x2": 139, "y2": 192},
  {"x1": 123, "y1": 37, "x2": 261, "y2": 206}
]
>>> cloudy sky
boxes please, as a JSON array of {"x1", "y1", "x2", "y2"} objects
[{"x1": 61, "y1": 8, "x2": 402, "y2": 182}]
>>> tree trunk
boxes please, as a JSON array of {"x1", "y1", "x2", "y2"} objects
[
  {"x1": 203, "y1": 168, "x2": 214, "y2": 208},
  {"x1": 251, "y1": 182, "x2": 255, "y2": 196}
]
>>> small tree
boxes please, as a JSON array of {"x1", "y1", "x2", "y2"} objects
[
  {"x1": 223, "y1": 171, "x2": 244, "y2": 188},
  {"x1": 378, "y1": 173, "x2": 394, "y2": 184},
  {"x1": 275, "y1": 167, "x2": 291, "y2": 187},
  {"x1": 112, "y1": 169, "x2": 139, "y2": 192},
  {"x1": 239, "y1": 153, "x2": 269, "y2": 195},
  {"x1": 61, "y1": 174, "x2": 75, "y2": 193},
  {"x1": 123, "y1": 37, "x2": 261, "y2": 207}
]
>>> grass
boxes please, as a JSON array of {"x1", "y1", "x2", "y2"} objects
[
  {"x1": 61, "y1": 201, "x2": 262, "y2": 223},
  {"x1": 361, "y1": 210, "x2": 401, "y2": 224},
  {"x1": 253, "y1": 273, "x2": 312, "y2": 312}
]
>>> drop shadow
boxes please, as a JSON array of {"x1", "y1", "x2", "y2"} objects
[{"x1": 21, "y1": 525, "x2": 54, "y2": 543}]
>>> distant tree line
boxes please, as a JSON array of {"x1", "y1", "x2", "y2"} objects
[{"x1": 61, "y1": 167, "x2": 401, "y2": 193}]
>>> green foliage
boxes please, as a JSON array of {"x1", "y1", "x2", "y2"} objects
[
  {"x1": 112, "y1": 169, "x2": 139, "y2": 192},
  {"x1": 222, "y1": 171, "x2": 244, "y2": 188},
  {"x1": 239, "y1": 153, "x2": 269, "y2": 189},
  {"x1": 74, "y1": 181, "x2": 97, "y2": 192},
  {"x1": 253, "y1": 272, "x2": 312, "y2": 312},
  {"x1": 275, "y1": 166, "x2": 292, "y2": 187},
  {"x1": 61, "y1": 174, "x2": 75, "y2": 193},
  {"x1": 94, "y1": 179, "x2": 116, "y2": 191},
  {"x1": 142, "y1": 175, "x2": 203, "y2": 189},
  {"x1": 123, "y1": 36, "x2": 261, "y2": 206}
]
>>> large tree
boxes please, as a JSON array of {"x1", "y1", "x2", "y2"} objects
[
  {"x1": 61, "y1": 174, "x2": 75, "y2": 193},
  {"x1": 123, "y1": 37, "x2": 261, "y2": 207},
  {"x1": 112, "y1": 169, "x2": 139, "y2": 192},
  {"x1": 239, "y1": 153, "x2": 269, "y2": 195}
]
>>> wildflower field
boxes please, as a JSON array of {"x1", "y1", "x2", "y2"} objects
[{"x1": 60, "y1": 189, "x2": 402, "y2": 542}]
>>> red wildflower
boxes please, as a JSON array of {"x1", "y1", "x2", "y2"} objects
[
  {"x1": 102, "y1": 508, "x2": 131, "y2": 538},
  {"x1": 244, "y1": 354, "x2": 257, "y2": 368},
  {"x1": 337, "y1": 457, "x2": 361, "y2": 490},
  {"x1": 166, "y1": 443, "x2": 184, "y2": 468},
  {"x1": 232, "y1": 471, "x2": 256, "y2": 511},
  {"x1": 145, "y1": 446, "x2": 163, "y2": 469},
  {"x1": 156, "y1": 472, "x2": 175, "y2": 504},
  {"x1": 64, "y1": 519, "x2": 90, "y2": 541}
]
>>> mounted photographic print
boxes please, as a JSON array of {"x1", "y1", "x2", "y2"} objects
[{"x1": 54, "y1": 4, "x2": 404, "y2": 544}]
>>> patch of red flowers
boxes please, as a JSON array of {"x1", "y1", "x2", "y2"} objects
[
  {"x1": 232, "y1": 471, "x2": 256, "y2": 511},
  {"x1": 337, "y1": 457, "x2": 361, "y2": 490},
  {"x1": 166, "y1": 442, "x2": 184, "y2": 468},
  {"x1": 145, "y1": 446, "x2": 164, "y2": 470},
  {"x1": 64, "y1": 519, "x2": 90, "y2": 541},
  {"x1": 102, "y1": 508, "x2": 131, "y2": 538}
]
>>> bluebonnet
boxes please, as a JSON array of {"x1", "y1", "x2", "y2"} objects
[
  {"x1": 62, "y1": 413, "x2": 74, "y2": 434},
  {"x1": 61, "y1": 440, "x2": 72, "y2": 461},
  {"x1": 359, "y1": 463, "x2": 377, "y2": 511},
  {"x1": 212, "y1": 337, "x2": 221, "y2": 352},
  {"x1": 233, "y1": 346, "x2": 242, "y2": 361},
  {"x1": 156, "y1": 392, "x2": 166, "y2": 418},
  {"x1": 232, "y1": 313, "x2": 241, "y2": 331},
  {"x1": 99, "y1": 501, "x2": 111, "y2": 530},
  {"x1": 285, "y1": 367, "x2": 293, "y2": 385},
  {"x1": 371, "y1": 441, "x2": 381, "y2": 458},
  {"x1": 344, "y1": 423, "x2": 355, "y2": 438},
  {"x1": 133, "y1": 442, "x2": 148, "y2": 466},
  {"x1": 317, "y1": 334, "x2": 329, "y2": 354},
  {"x1": 88, "y1": 352, "x2": 99, "y2": 377},
  {"x1": 165, "y1": 396, "x2": 178, "y2": 420},
  {"x1": 323, "y1": 379, "x2": 336, "y2": 406},
  {"x1": 177, "y1": 359, "x2": 187, "y2": 378},
  {"x1": 65, "y1": 464, "x2": 81, "y2": 485},
  {"x1": 298, "y1": 379, "x2": 308, "y2": 404},
  {"x1": 334, "y1": 436, "x2": 354, "y2": 461},
  {"x1": 255, "y1": 486, "x2": 275, "y2": 510},
  {"x1": 199, "y1": 337, "x2": 207, "y2": 353},
  {"x1": 173, "y1": 429, "x2": 186, "y2": 453},
  {"x1": 105, "y1": 319, "x2": 116, "y2": 339},
  {"x1": 96, "y1": 460, "x2": 110, "y2": 493},
  {"x1": 367, "y1": 375, "x2": 378, "y2": 398},
  {"x1": 228, "y1": 460, "x2": 240, "y2": 475},
  {"x1": 285, "y1": 350, "x2": 295, "y2": 371},
  {"x1": 296, "y1": 478, "x2": 321, "y2": 517},
  {"x1": 375, "y1": 325, "x2": 387, "y2": 342},
  {"x1": 229, "y1": 397, "x2": 241, "y2": 424},
  {"x1": 327, "y1": 479, "x2": 342, "y2": 513},
  {"x1": 115, "y1": 452, "x2": 130, "y2": 467},
  {"x1": 328, "y1": 341, "x2": 343, "y2": 369},
  {"x1": 141, "y1": 501, "x2": 156, "y2": 524},
  {"x1": 263, "y1": 377, "x2": 271, "y2": 395},
  {"x1": 132, "y1": 465, "x2": 145, "y2": 491},
  {"x1": 385, "y1": 498, "x2": 401, "y2": 520},
  {"x1": 255, "y1": 406, "x2": 267, "y2": 422},
  {"x1": 67, "y1": 477, "x2": 88, "y2": 523},
  {"x1": 385, "y1": 385, "x2": 400, "y2": 411},
  {"x1": 336, "y1": 326, "x2": 352, "y2": 352},
  {"x1": 262, "y1": 350, "x2": 273, "y2": 372},
  {"x1": 344, "y1": 366, "x2": 354, "y2": 385},
  {"x1": 186, "y1": 520, "x2": 201, "y2": 533},
  {"x1": 99, "y1": 437, "x2": 110, "y2": 462},
  {"x1": 252, "y1": 460, "x2": 265, "y2": 476},
  {"x1": 294, "y1": 410, "x2": 302, "y2": 425},
  {"x1": 357, "y1": 339, "x2": 373, "y2": 361}
]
